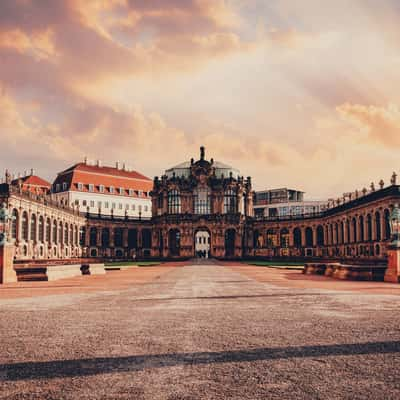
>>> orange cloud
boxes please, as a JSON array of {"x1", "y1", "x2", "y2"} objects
[{"x1": 337, "y1": 103, "x2": 400, "y2": 146}]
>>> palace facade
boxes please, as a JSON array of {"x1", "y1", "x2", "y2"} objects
[{"x1": 1, "y1": 147, "x2": 399, "y2": 264}]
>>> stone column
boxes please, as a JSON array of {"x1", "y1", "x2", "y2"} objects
[{"x1": 0, "y1": 244, "x2": 16, "y2": 283}]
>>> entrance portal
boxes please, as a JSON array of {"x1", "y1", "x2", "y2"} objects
[{"x1": 194, "y1": 230, "x2": 210, "y2": 258}]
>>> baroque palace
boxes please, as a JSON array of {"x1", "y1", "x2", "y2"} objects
[{"x1": 0, "y1": 147, "x2": 399, "y2": 265}]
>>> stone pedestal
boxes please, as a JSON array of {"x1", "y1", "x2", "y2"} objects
[
  {"x1": 384, "y1": 247, "x2": 400, "y2": 283},
  {"x1": 0, "y1": 244, "x2": 17, "y2": 284}
]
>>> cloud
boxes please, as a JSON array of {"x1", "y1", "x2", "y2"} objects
[{"x1": 337, "y1": 103, "x2": 400, "y2": 146}]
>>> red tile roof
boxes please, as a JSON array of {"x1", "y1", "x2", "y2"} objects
[
  {"x1": 53, "y1": 163, "x2": 153, "y2": 196},
  {"x1": 11, "y1": 175, "x2": 51, "y2": 188}
]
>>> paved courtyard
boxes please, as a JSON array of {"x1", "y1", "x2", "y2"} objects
[{"x1": 1, "y1": 262, "x2": 400, "y2": 399}]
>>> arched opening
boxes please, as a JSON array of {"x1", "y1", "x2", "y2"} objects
[
  {"x1": 384, "y1": 209, "x2": 391, "y2": 240},
  {"x1": 90, "y1": 227, "x2": 97, "y2": 247},
  {"x1": 359, "y1": 215, "x2": 364, "y2": 242},
  {"x1": 114, "y1": 228, "x2": 123, "y2": 247},
  {"x1": 224, "y1": 229, "x2": 236, "y2": 257},
  {"x1": 11, "y1": 209, "x2": 18, "y2": 240},
  {"x1": 30, "y1": 214, "x2": 37, "y2": 242},
  {"x1": 128, "y1": 229, "x2": 138, "y2": 249},
  {"x1": 142, "y1": 229, "x2": 152, "y2": 255},
  {"x1": 253, "y1": 230, "x2": 261, "y2": 249},
  {"x1": 366, "y1": 214, "x2": 372, "y2": 241},
  {"x1": 101, "y1": 228, "x2": 110, "y2": 247},
  {"x1": 352, "y1": 217, "x2": 357, "y2": 243},
  {"x1": 305, "y1": 227, "x2": 314, "y2": 247},
  {"x1": 79, "y1": 226, "x2": 86, "y2": 246},
  {"x1": 21, "y1": 211, "x2": 28, "y2": 241},
  {"x1": 375, "y1": 211, "x2": 381, "y2": 241},
  {"x1": 317, "y1": 225, "x2": 324, "y2": 246},
  {"x1": 46, "y1": 218, "x2": 51, "y2": 243},
  {"x1": 194, "y1": 228, "x2": 210, "y2": 258},
  {"x1": 293, "y1": 227, "x2": 302, "y2": 248},
  {"x1": 169, "y1": 229, "x2": 181, "y2": 257}
]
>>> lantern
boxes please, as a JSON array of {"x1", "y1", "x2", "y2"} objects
[{"x1": 389, "y1": 204, "x2": 400, "y2": 247}]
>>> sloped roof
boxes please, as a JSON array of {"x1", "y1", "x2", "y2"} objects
[{"x1": 11, "y1": 175, "x2": 51, "y2": 188}]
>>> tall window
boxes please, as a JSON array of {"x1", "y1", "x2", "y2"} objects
[
  {"x1": 224, "y1": 189, "x2": 237, "y2": 214},
  {"x1": 38, "y1": 216, "x2": 44, "y2": 243},
  {"x1": 46, "y1": 218, "x2": 51, "y2": 242},
  {"x1": 11, "y1": 209, "x2": 18, "y2": 240},
  {"x1": 30, "y1": 214, "x2": 37, "y2": 241},
  {"x1": 194, "y1": 187, "x2": 210, "y2": 214},
  {"x1": 53, "y1": 220, "x2": 58, "y2": 243},
  {"x1": 168, "y1": 190, "x2": 181, "y2": 214}
]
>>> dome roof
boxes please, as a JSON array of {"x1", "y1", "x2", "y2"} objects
[{"x1": 165, "y1": 149, "x2": 240, "y2": 179}]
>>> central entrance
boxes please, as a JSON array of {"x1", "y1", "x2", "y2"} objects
[{"x1": 194, "y1": 229, "x2": 211, "y2": 258}]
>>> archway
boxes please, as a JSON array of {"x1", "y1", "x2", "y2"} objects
[
  {"x1": 225, "y1": 229, "x2": 236, "y2": 257},
  {"x1": 194, "y1": 228, "x2": 211, "y2": 258},
  {"x1": 169, "y1": 229, "x2": 181, "y2": 257}
]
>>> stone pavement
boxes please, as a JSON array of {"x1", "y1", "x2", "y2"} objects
[{"x1": 1, "y1": 263, "x2": 400, "y2": 399}]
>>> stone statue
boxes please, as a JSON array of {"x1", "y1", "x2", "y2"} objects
[
  {"x1": 0, "y1": 202, "x2": 13, "y2": 245},
  {"x1": 370, "y1": 182, "x2": 375, "y2": 192},
  {"x1": 379, "y1": 179, "x2": 384, "y2": 189},
  {"x1": 391, "y1": 172, "x2": 397, "y2": 185}
]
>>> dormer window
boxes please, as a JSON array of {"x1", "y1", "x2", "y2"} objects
[
  {"x1": 99, "y1": 185, "x2": 105, "y2": 193},
  {"x1": 62, "y1": 182, "x2": 68, "y2": 191},
  {"x1": 109, "y1": 186, "x2": 114, "y2": 194},
  {"x1": 119, "y1": 187, "x2": 124, "y2": 195},
  {"x1": 88, "y1": 184, "x2": 94, "y2": 192},
  {"x1": 129, "y1": 189, "x2": 134, "y2": 196},
  {"x1": 77, "y1": 183, "x2": 83, "y2": 191},
  {"x1": 56, "y1": 184, "x2": 60, "y2": 192},
  {"x1": 138, "y1": 190, "x2": 143, "y2": 196}
]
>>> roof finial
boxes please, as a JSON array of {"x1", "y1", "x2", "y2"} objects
[{"x1": 200, "y1": 146, "x2": 205, "y2": 160}]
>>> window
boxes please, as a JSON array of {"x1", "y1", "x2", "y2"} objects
[
  {"x1": 118, "y1": 203, "x2": 123, "y2": 209},
  {"x1": 90, "y1": 201, "x2": 94, "y2": 207},
  {"x1": 168, "y1": 189, "x2": 181, "y2": 214},
  {"x1": 74, "y1": 199, "x2": 79, "y2": 206},
  {"x1": 56, "y1": 184, "x2": 60, "y2": 192},
  {"x1": 129, "y1": 189, "x2": 134, "y2": 196},
  {"x1": 77, "y1": 183, "x2": 83, "y2": 191},
  {"x1": 11, "y1": 209, "x2": 18, "y2": 240},
  {"x1": 62, "y1": 182, "x2": 68, "y2": 191},
  {"x1": 97, "y1": 201, "x2": 102, "y2": 209},
  {"x1": 30, "y1": 214, "x2": 37, "y2": 241},
  {"x1": 131, "y1": 204, "x2": 135, "y2": 211},
  {"x1": 125, "y1": 204, "x2": 129, "y2": 210},
  {"x1": 82, "y1": 200, "x2": 87, "y2": 207},
  {"x1": 144, "y1": 206, "x2": 148, "y2": 212},
  {"x1": 138, "y1": 190, "x2": 143, "y2": 196},
  {"x1": 99, "y1": 185, "x2": 105, "y2": 193},
  {"x1": 88, "y1": 184, "x2": 94, "y2": 192},
  {"x1": 224, "y1": 189, "x2": 237, "y2": 214},
  {"x1": 109, "y1": 186, "x2": 114, "y2": 194},
  {"x1": 119, "y1": 187, "x2": 124, "y2": 195},
  {"x1": 194, "y1": 187, "x2": 210, "y2": 214},
  {"x1": 105, "y1": 202, "x2": 109, "y2": 209},
  {"x1": 112, "y1": 203, "x2": 116, "y2": 209}
]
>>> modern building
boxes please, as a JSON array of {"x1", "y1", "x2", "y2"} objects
[
  {"x1": 253, "y1": 188, "x2": 328, "y2": 218},
  {"x1": 51, "y1": 160, "x2": 152, "y2": 219}
]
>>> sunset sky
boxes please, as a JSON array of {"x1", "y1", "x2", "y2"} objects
[{"x1": 1, "y1": 0, "x2": 400, "y2": 199}]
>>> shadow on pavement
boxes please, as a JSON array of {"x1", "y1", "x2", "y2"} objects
[{"x1": 2, "y1": 340, "x2": 400, "y2": 381}]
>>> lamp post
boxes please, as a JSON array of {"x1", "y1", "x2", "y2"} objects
[{"x1": 385, "y1": 204, "x2": 400, "y2": 282}]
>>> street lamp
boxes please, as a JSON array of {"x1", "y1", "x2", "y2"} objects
[{"x1": 389, "y1": 204, "x2": 400, "y2": 247}]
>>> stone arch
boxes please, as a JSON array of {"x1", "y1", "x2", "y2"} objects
[{"x1": 293, "y1": 227, "x2": 302, "y2": 248}]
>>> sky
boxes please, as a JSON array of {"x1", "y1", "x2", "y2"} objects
[{"x1": 1, "y1": 0, "x2": 400, "y2": 199}]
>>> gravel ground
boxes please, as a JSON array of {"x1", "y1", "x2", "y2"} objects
[{"x1": 1, "y1": 263, "x2": 400, "y2": 399}]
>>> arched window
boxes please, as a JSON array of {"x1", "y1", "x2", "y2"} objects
[
  {"x1": 253, "y1": 230, "x2": 260, "y2": 248},
  {"x1": 194, "y1": 187, "x2": 211, "y2": 214},
  {"x1": 101, "y1": 228, "x2": 110, "y2": 247},
  {"x1": 30, "y1": 214, "x2": 37, "y2": 241},
  {"x1": 366, "y1": 214, "x2": 372, "y2": 241},
  {"x1": 346, "y1": 219, "x2": 350, "y2": 243},
  {"x1": 142, "y1": 229, "x2": 152, "y2": 248},
  {"x1": 280, "y1": 228, "x2": 289, "y2": 248},
  {"x1": 114, "y1": 228, "x2": 123, "y2": 247},
  {"x1": 359, "y1": 215, "x2": 364, "y2": 242},
  {"x1": 79, "y1": 227, "x2": 86, "y2": 246},
  {"x1": 53, "y1": 220, "x2": 58, "y2": 243},
  {"x1": 168, "y1": 190, "x2": 181, "y2": 214},
  {"x1": 128, "y1": 229, "x2": 137, "y2": 249},
  {"x1": 11, "y1": 209, "x2": 18, "y2": 240},
  {"x1": 22, "y1": 212, "x2": 29, "y2": 241},
  {"x1": 58, "y1": 222, "x2": 63, "y2": 245},
  {"x1": 64, "y1": 223, "x2": 69, "y2": 245},
  {"x1": 225, "y1": 229, "x2": 236, "y2": 257},
  {"x1": 75, "y1": 226, "x2": 79, "y2": 246},
  {"x1": 169, "y1": 229, "x2": 180, "y2": 256},
  {"x1": 305, "y1": 227, "x2": 313, "y2": 247},
  {"x1": 334, "y1": 223, "x2": 339, "y2": 244},
  {"x1": 316, "y1": 225, "x2": 324, "y2": 246},
  {"x1": 70, "y1": 224, "x2": 74, "y2": 245},
  {"x1": 224, "y1": 189, "x2": 237, "y2": 214},
  {"x1": 352, "y1": 217, "x2": 357, "y2": 243},
  {"x1": 90, "y1": 227, "x2": 98, "y2": 247},
  {"x1": 375, "y1": 211, "x2": 381, "y2": 241},
  {"x1": 293, "y1": 227, "x2": 302, "y2": 248},
  {"x1": 46, "y1": 218, "x2": 51, "y2": 242},
  {"x1": 384, "y1": 209, "x2": 391, "y2": 240},
  {"x1": 38, "y1": 216, "x2": 44, "y2": 243},
  {"x1": 340, "y1": 221, "x2": 344, "y2": 244}
]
